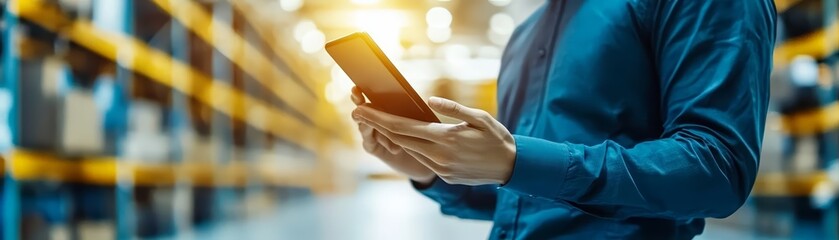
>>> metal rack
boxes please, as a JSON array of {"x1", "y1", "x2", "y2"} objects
[
  {"x1": 1, "y1": 0, "x2": 352, "y2": 239},
  {"x1": 746, "y1": 0, "x2": 839, "y2": 238}
]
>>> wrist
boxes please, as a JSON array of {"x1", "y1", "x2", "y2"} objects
[{"x1": 499, "y1": 136, "x2": 517, "y2": 184}]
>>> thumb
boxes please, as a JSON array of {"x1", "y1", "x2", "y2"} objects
[{"x1": 427, "y1": 97, "x2": 488, "y2": 127}]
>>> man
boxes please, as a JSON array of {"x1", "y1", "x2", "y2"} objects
[{"x1": 351, "y1": 0, "x2": 776, "y2": 239}]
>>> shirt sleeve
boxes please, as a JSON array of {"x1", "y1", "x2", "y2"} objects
[
  {"x1": 412, "y1": 178, "x2": 498, "y2": 220},
  {"x1": 501, "y1": 0, "x2": 776, "y2": 220}
]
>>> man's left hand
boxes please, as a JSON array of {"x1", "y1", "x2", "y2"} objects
[{"x1": 353, "y1": 97, "x2": 517, "y2": 186}]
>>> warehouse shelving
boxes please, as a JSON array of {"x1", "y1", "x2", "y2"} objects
[
  {"x1": 780, "y1": 102, "x2": 839, "y2": 136},
  {"x1": 777, "y1": 0, "x2": 806, "y2": 11},
  {"x1": 775, "y1": 21, "x2": 839, "y2": 65},
  {"x1": 10, "y1": 0, "x2": 344, "y2": 152},
  {"x1": 753, "y1": 171, "x2": 830, "y2": 196},
  {"x1": 2, "y1": 0, "x2": 834, "y2": 239},
  {"x1": 2, "y1": 150, "x2": 313, "y2": 188},
  {"x1": 2, "y1": 0, "x2": 350, "y2": 181},
  {"x1": 757, "y1": 1, "x2": 839, "y2": 238},
  {"x1": 149, "y1": 0, "x2": 347, "y2": 139},
  {"x1": 2, "y1": 0, "x2": 354, "y2": 239}
]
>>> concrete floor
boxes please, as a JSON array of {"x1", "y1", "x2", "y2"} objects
[{"x1": 162, "y1": 180, "x2": 764, "y2": 240}]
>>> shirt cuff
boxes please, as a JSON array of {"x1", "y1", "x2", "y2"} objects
[
  {"x1": 501, "y1": 135, "x2": 571, "y2": 199},
  {"x1": 411, "y1": 177, "x2": 471, "y2": 204}
]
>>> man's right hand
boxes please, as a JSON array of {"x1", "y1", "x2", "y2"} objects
[{"x1": 350, "y1": 87, "x2": 436, "y2": 185}]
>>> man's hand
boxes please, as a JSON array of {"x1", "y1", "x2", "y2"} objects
[
  {"x1": 350, "y1": 87, "x2": 436, "y2": 184},
  {"x1": 353, "y1": 96, "x2": 517, "y2": 186}
]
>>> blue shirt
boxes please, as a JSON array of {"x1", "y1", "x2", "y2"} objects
[{"x1": 415, "y1": 0, "x2": 777, "y2": 239}]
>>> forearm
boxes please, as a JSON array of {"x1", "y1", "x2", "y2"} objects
[{"x1": 503, "y1": 129, "x2": 758, "y2": 220}]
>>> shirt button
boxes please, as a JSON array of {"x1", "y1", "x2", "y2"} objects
[
  {"x1": 538, "y1": 48, "x2": 546, "y2": 58},
  {"x1": 528, "y1": 194, "x2": 534, "y2": 198}
]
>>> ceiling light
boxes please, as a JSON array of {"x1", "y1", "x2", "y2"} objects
[
  {"x1": 300, "y1": 30, "x2": 325, "y2": 53},
  {"x1": 426, "y1": 7, "x2": 453, "y2": 28},
  {"x1": 488, "y1": 0, "x2": 511, "y2": 7},
  {"x1": 490, "y1": 13, "x2": 515, "y2": 35},
  {"x1": 293, "y1": 20, "x2": 317, "y2": 42},
  {"x1": 279, "y1": 0, "x2": 303, "y2": 12},
  {"x1": 427, "y1": 27, "x2": 451, "y2": 43},
  {"x1": 352, "y1": 0, "x2": 380, "y2": 5}
]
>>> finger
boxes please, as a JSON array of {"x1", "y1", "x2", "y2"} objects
[
  {"x1": 373, "y1": 130, "x2": 402, "y2": 155},
  {"x1": 351, "y1": 86, "x2": 365, "y2": 106},
  {"x1": 403, "y1": 148, "x2": 446, "y2": 174},
  {"x1": 361, "y1": 133, "x2": 379, "y2": 153},
  {"x1": 358, "y1": 123, "x2": 378, "y2": 152},
  {"x1": 351, "y1": 107, "x2": 365, "y2": 123},
  {"x1": 363, "y1": 118, "x2": 440, "y2": 158},
  {"x1": 427, "y1": 96, "x2": 492, "y2": 128},
  {"x1": 358, "y1": 122, "x2": 374, "y2": 136},
  {"x1": 353, "y1": 104, "x2": 446, "y2": 140},
  {"x1": 361, "y1": 122, "x2": 403, "y2": 155}
]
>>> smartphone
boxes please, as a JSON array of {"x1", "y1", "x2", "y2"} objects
[{"x1": 325, "y1": 32, "x2": 440, "y2": 123}]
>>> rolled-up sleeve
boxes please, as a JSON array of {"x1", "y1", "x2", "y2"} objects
[{"x1": 501, "y1": 0, "x2": 776, "y2": 220}]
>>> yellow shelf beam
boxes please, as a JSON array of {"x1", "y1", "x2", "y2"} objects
[
  {"x1": 772, "y1": 0, "x2": 839, "y2": 65},
  {"x1": 11, "y1": 0, "x2": 323, "y2": 152},
  {"x1": 775, "y1": 0, "x2": 803, "y2": 13},
  {"x1": 6, "y1": 148, "x2": 826, "y2": 196},
  {"x1": 752, "y1": 171, "x2": 829, "y2": 197},
  {"x1": 228, "y1": 0, "x2": 322, "y2": 96},
  {"x1": 151, "y1": 0, "x2": 343, "y2": 136},
  {"x1": 228, "y1": 1, "x2": 353, "y2": 145},
  {"x1": 6, "y1": 150, "x2": 311, "y2": 188},
  {"x1": 772, "y1": 1, "x2": 839, "y2": 67},
  {"x1": 774, "y1": 23, "x2": 838, "y2": 65},
  {"x1": 779, "y1": 102, "x2": 839, "y2": 136}
]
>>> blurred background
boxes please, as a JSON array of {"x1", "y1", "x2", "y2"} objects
[{"x1": 0, "y1": 0, "x2": 838, "y2": 239}]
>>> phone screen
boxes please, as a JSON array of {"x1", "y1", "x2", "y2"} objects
[{"x1": 326, "y1": 33, "x2": 439, "y2": 123}]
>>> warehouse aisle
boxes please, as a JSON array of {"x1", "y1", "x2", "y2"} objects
[
  {"x1": 158, "y1": 180, "x2": 491, "y2": 240},
  {"x1": 4, "y1": 0, "x2": 839, "y2": 238},
  {"x1": 159, "y1": 180, "x2": 763, "y2": 240}
]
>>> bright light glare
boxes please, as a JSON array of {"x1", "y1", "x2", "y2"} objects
[
  {"x1": 443, "y1": 59, "x2": 501, "y2": 82},
  {"x1": 426, "y1": 7, "x2": 452, "y2": 28},
  {"x1": 353, "y1": 10, "x2": 407, "y2": 30},
  {"x1": 427, "y1": 27, "x2": 451, "y2": 43},
  {"x1": 477, "y1": 45, "x2": 502, "y2": 58},
  {"x1": 326, "y1": 66, "x2": 354, "y2": 104},
  {"x1": 293, "y1": 20, "x2": 317, "y2": 42},
  {"x1": 369, "y1": 30, "x2": 404, "y2": 60},
  {"x1": 488, "y1": 0, "x2": 512, "y2": 7},
  {"x1": 442, "y1": 44, "x2": 471, "y2": 62},
  {"x1": 279, "y1": 0, "x2": 303, "y2": 12},
  {"x1": 353, "y1": 10, "x2": 407, "y2": 59},
  {"x1": 352, "y1": 0, "x2": 380, "y2": 5},
  {"x1": 487, "y1": 30, "x2": 508, "y2": 46},
  {"x1": 490, "y1": 13, "x2": 515, "y2": 35},
  {"x1": 331, "y1": 65, "x2": 351, "y2": 83},
  {"x1": 93, "y1": 0, "x2": 127, "y2": 31},
  {"x1": 300, "y1": 30, "x2": 325, "y2": 53},
  {"x1": 318, "y1": 52, "x2": 334, "y2": 66},
  {"x1": 791, "y1": 55, "x2": 819, "y2": 86},
  {"x1": 406, "y1": 44, "x2": 432, "y2": 58}
]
